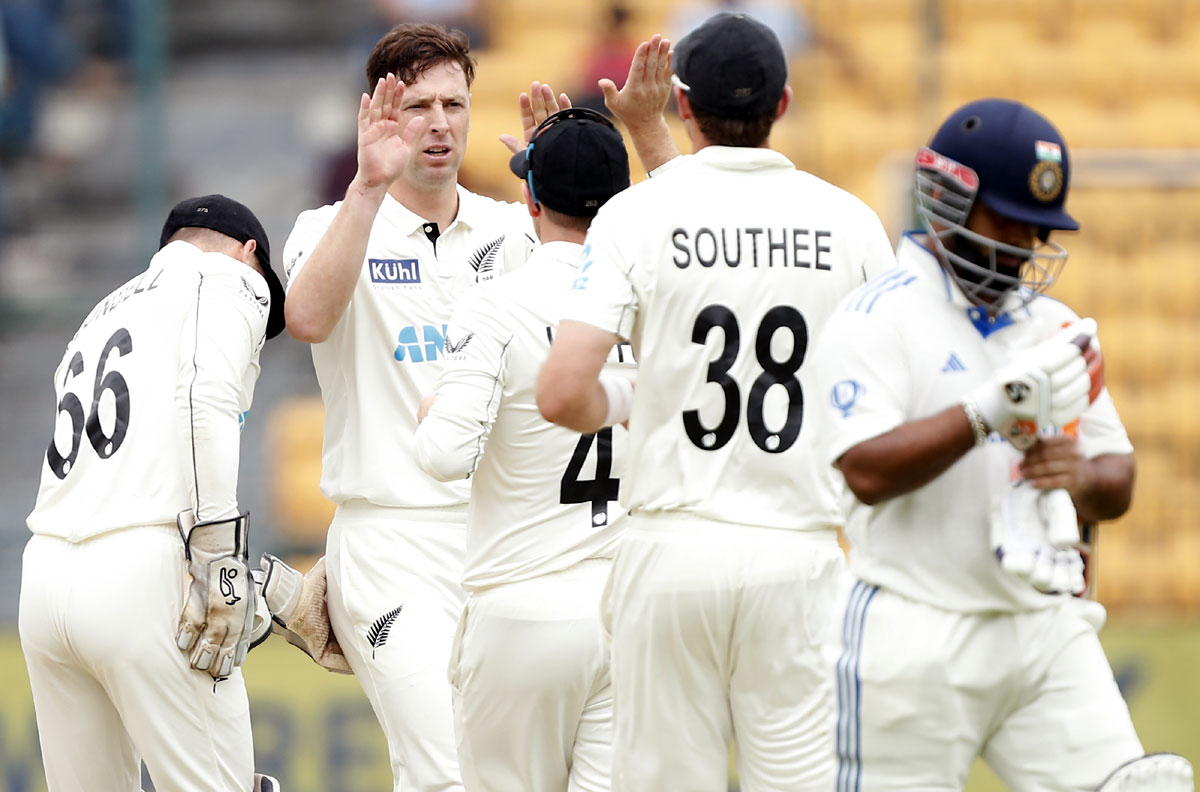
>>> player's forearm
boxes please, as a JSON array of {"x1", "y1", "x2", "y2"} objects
[
  {"x1": 1070, "y1": 453, "x2": 1135, "y2": 523},
  {"x1": 838, "y1": 405, "x2": 976, "y2": 505},
  {"x1": 537, "y1": 377, "x2": 609, "y2": 435},
  {"x1": 626, "y1": 115, "x2": 681, "y2": 174},
  {"x1": 285, "y1": 178, "x2": 388, "y2": 343}
]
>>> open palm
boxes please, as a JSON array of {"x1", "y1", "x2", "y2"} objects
[{"x1": 357, "y1": 73, "x2": 428, "y2": 189}]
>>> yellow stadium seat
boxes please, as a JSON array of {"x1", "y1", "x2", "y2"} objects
[{"x1": 267, "y1": 396, "x2": 335, "y2": 550}]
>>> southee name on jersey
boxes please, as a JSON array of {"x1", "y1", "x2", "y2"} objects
[{"x1": 671, "y1": 226, "x2": 834, "y2": 270}]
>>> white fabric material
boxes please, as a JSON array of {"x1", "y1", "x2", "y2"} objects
[
  {"x1": 414, "y1": 241, "x2": 633, "y2": 591},
  {"x1": 566, "y1": 145, "x2": 896, "y2": 531},
  {"x1": 324, "y1": 502, "x2": 468, "y2": 792},
  {"x1": 449, "y1": 561, "x2": 613, "y2": 792},
  {"x1": 282, "y1": 188, "x2": 535, "y2": 509},
  {"x1": 599, "y1": 374, "x2": 634, "y2": 428},
  {"x1": 604, "y1": 516, "x2": 845, "y2": 792},
  {"x1": 27, "y1": 241, "x2": 266, "y2": 538},
  {"x1": 814, "y1": 233, "x2": 1133, "y2": 612},
  {"x1": 19, "y1": 525, "x2": 254, "y2": 792},
  {"x1": 833, "y1": 583, "x2": 1143, "y2": 791}
]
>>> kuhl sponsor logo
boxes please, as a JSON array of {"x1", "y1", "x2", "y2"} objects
[{"x1": 370, "y1": 258, "x2": 421, "y2": 284}]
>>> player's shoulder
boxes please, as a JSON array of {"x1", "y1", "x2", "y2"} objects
[
  {"x1": 1023, "y1": 291, "x2": 1081, "y2": 325},
  {"x1": 836, "y1": 264, "x2": 924, "y2": 320}
]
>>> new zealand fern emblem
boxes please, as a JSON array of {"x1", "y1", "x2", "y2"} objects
[
  {"x1": 469, "y1": 237, "x2": 504, "y2": 281},
  {"x1": 366, "y1": 605, "x2": 403, "y2": 659}
]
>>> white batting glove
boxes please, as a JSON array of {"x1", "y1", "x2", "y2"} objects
[
  {"x1": 176, "y1": 509, "x2": 257, "y2": 679},
  {"x1": 259, "y1": 554, "x2": 352, "y2": 674},
  {"x1": 989, "y1": 486, "x2": 1085, "y2": 595},
  {"x1": 970, "y1": 318, "x2": 1096, "y2": 450}
]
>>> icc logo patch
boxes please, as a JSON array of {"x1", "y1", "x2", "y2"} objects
[
  {"x1": 830, "y1": 379, "x2": 865, "y2": 418},
  {"x1": 370, "y1": 259, "x2": 421, "y2": 285}
]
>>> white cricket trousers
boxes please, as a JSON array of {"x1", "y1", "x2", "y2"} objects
[
  {"x1": 450, "y1": 559, "x2": 613, "y2": 792},
  {"x1": 603, "y1": 515, "x2": 845, "y2": 792},
  {"x1": 325, "y1": 500, "x2": 468, "y2": 792},
  {"x1": 18, "y1": 524, "x2": 253, "y2": 792},
  {"x1": 834, "y1": 581, "x2": 1144, "y2": 791}
]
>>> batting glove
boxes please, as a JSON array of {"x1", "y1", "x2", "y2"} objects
[
  {"x1": 176, "y1": 509, "x2": 257, "y2": 679},
  {"x1": 990, "y1": 486, "x2": 1085, "y2": 595},
  {"x1": 970, "y1": 318, "x2": 1097, "y2": 451},
  {"x1": 259, "y1": 554, "x2": 352, "y2": 674}
]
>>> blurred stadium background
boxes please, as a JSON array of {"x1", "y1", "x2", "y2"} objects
[{"x1": 0, "y1": 0, "x2": 1196, "y2": 789}]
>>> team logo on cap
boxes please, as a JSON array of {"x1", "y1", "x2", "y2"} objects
[{"x1": 1029, "y1": 161, "x2": 1063, "y2": 203}]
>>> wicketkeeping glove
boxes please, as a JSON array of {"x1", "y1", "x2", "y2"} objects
[
  {"x1": 259, "y1": 554, "x2": 352, "y2": 674},
  {"x1": 176, "y1": 509, "x2": 257, "y2": 679},
  {"x1": 969, "y1": 318, "x2": 1097, "y2": 450}
]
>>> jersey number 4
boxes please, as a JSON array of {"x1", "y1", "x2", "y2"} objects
[
  {"x1": 560, "y1": 428, "x2": 619, "y2": 527},
  {"x1": 46, "y1": 328, "x2": 133, "y2": 479},
  {"x1": 683, "y1": 304, "x2": 807, "y2": 454}
]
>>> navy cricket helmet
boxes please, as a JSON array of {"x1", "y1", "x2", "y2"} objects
[{"x1": 915, "y1": 98, "x2": 1079, "y2": 310}]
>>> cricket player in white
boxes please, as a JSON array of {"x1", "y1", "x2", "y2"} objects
[
  {"x1": 413, "y1": 107, "x2": 634, "y2": 792},
  {"x1": 20, "y1": 195, "x2": 286, "y2": 792},
  {"x1": 537, "y1": 13, "x2": 897, "y2": 792},
  {"x1": 813, "y1": 99, "x2": 1193, "y2": 792},
  {"x1": 282, "y1": 23, "x2": 677, "y2": 791}
]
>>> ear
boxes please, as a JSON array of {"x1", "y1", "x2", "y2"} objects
[
  {"x1": 673, "y1": 86, "x2": 693, "y2": 121},
  {"x1": 241, "y1": 239, "x2": 262, "y2": 273},
  {"x1": 774, "y1": 86, "x2": 792, "y2": 121},
  {"x1": 520, "y1": 181, "x2": 541, "y2": 218}
]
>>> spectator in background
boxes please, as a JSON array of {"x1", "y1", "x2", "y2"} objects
[
  {"x1": 574, "y1": 3, "x2": 637, "y2": 118},
  {"x1": 0, "y1": 0, "x2": 79, "y2": 163}
]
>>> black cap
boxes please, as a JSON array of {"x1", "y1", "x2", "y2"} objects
[
  {"x1": 508, "y1": 107, "x2": 630, "y2": 217},
  {"x1": 929, "y1": 98, "x2": 1079, "y2": 232},
  {"x1": 159, "y1": 194, "x2": 286, "y2": 339},
  {"x1": 673, "y1": 12, "x2": 787, "y2": 118}
]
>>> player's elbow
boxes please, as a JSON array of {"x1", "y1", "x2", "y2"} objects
[
  {"x1": 284, "y1": 299, "x2": 333, "y2": 344},
  {"x1": 536, "y1": 373, "x2": 583, "y2": 430},
  {"x1": 838, "y1": 457, "x2": 891, "y2": 507},
  {"x1": 413, "y1": 432, "x2": 472, "y2": 483}
]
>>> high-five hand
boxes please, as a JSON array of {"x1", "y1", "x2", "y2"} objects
[{"x1": 357, "y1": 72, "x2": 429, "y2": 190}]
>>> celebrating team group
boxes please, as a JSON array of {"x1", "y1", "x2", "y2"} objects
[{"x1": 19, "y1": 10, "x2": 1195, "y2": 792}]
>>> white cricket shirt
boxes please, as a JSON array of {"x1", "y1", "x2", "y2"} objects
[
  {"x1": 565, "y1": 146, "x2": 896, "y2": 530},
  {"x1": 415, "y1": 241, "x2": 634, "y2": 590},
  {"x1": 28, "y1": 241, "x2": 269, "y2": 539},
  {"x1": 814, "y1": 233, "x2": 1133, "y2": 612},
  {"x1": 283, "y1": 187, "x2": 536, "y2": 508}
]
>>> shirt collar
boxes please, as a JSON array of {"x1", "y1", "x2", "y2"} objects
[
  {"x1": 691, "y1": 145, "x2": 796, "y2": 172},
  {"x1": 896, "y1": 232, "x2": 1024, "y2": 337},
  {"x1": 377, "y1": 184, "x2": 480, "y2": 237}
]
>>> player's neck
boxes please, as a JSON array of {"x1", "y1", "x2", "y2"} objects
[
  {"x1": 390, "y1": 179, "x2": 460, "y2": 232},
  {"x1": 536, "y1": 225, "x2": 587, "y2": 245}
]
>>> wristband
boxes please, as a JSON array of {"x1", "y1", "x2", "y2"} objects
[
  {"x1": 961, "y1": 397, "x2": 989, "y2": 447},
  {"x1": 599, "y1": 375, "x2": 634, "y2": 428}
]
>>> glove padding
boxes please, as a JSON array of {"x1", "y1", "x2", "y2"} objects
[
  {"x1": 259, "y1": 554, "x2": 352, "y2": 674},
  {"x1": 971, "y1": 318, "x2": 1098, "y2": 450},
  {"x1": 990, "y1": 486, "x2": 1086, "y2": 595},
  {"x1": 176, "y1": 509, "x2": 257, "y2": 679}
]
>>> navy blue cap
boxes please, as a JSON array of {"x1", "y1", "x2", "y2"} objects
[
  {"x1": 929, "y1": 98, "x2": 1079, "y2": 232},
  {"x1": 673, "y1": 12, "x2": 787, "y2": 118},
  {"x1": 509, "y1": 107, "x2": 630, "y2": 217},
  {"x1": 160, "y1": 194, "x2": 286, "y2": 339}
]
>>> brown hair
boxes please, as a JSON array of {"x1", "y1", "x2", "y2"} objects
[
  {"x1": 541, "y1": 205, "x2": 594, "y2": 234},
  {"x1": 690, "y1": 106, "x2": 775, "y2": 149},
  {"x1": 366, "y1": 23, "x2": 476, "y2": 89}
]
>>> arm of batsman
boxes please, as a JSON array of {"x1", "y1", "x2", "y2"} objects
[
  {"x1": 258, "y1": 554, "x2": 353, "y2": 674},
  {"x1": 176, "y1": 509, "x2": 257, "y2": 679}
]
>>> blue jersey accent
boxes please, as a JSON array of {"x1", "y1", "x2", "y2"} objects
[
  {"x1": 837, "y1": 580, "x2": 879, "y2": 792},
  {"x1": 967, "y1": 305, "x2": 1014, "y2": 338},
  {"x1": 847, "y1": 268, "x2": 917, "y2": 314}
]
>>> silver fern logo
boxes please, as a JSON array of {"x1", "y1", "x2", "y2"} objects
[
  {"x1": 469, "y1": 237, "x2": 504, "y2": 281},
  {"x1": 366, "y1": 605, "x2": 403, "y2": 659}
]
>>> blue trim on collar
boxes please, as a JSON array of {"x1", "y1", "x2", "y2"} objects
[{"x1": 967, "y1": 305, "x2": 1013, "y2": 337}]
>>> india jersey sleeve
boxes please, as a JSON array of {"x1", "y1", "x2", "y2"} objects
[
  {"x1": 814, "y1": 287, "x2": 912, "y2": 467},
  {"x1": 414, "y1": 284, "x2": 511, "y2": 482}
]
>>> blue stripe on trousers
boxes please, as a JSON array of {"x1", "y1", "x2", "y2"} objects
[{"x1": 836, "y1": 581, "x2": 878, "y2": 792}]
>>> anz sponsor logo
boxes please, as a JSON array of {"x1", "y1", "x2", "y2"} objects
[
  {"x1": 370, "y1": 258, "x2": 421, "y2": 288},
  {"x1": 395, "y1": 324, "x2": 448, "y2": 363}
]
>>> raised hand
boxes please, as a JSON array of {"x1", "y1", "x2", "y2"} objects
[
  {"x1": 601, "y1": 34, "x2": 673, "y2": 130},
  {"x1": 357, "y1": 73, "x2": 429, "y2": 191},
  {"x1": 500, "y1": 81, "x2": 572, "y2": 154}
]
